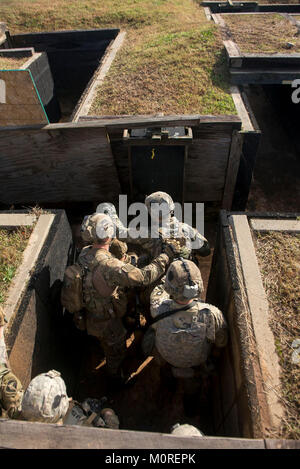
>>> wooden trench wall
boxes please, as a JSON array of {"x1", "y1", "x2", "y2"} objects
[
  {"x1": 211, "y1": 12, "x2": 300, "y2": 85},
  {"x1": 202, "y1": 2, "x2": 300, "y2": 14},
  {"x1": 0, "y1": 114, "x2": 260, "y2": 210},
  {"x1": 1, "y1": 210, "x2": 73, "y2": 389},
  {"x1": 206, "y1": 210, "x2": 258, "y2": 438},
  {"x1": 206, "y1": 211, "x2": 300, "y2": 439}
]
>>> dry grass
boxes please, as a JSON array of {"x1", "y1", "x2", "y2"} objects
[
  {"x1": 0, "y1": 227, "x2": 32, "y2": 304},
  {"x1": 0, "y1": 56, "x2": 27, "y2": 70},
  {"x1": 223, "y1": 13, "x2": 300, "y2": 54},
  {"x1": 0, "y1": 0, "x2": 236, "y2": 115},
  {"x1": 255, "y1": 231, "x2": 300, "y2": 440}
]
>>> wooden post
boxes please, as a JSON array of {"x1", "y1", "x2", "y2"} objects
[{"x1": 222, "y1": 130, "x2": 244, "y2": 210}]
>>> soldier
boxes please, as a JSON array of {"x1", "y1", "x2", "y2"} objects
[
  {"x1": 21, "y1": 370, "x2": 70, "y2": 423},
  {"x1": 145, "y1": 191, "x2": 211, "y2": 261},
  {"x1": 149, "y1": 259, "x2": 228, "y2": 414},
  {"x1": 74, "y1": 213, "x2": 184, "y2": 385},
  {"x1": 0, "y1": 306, "x2": 24, "y2": 419},
  {"x1": 171, "y1": 423, "x2": 204, "y2": 437},
  {"x1": 84, "y1": 205, "x2": 154, "y2": 265}
]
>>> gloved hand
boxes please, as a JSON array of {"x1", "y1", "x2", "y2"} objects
[
  {"x1": 110, "y1": 238, "x2": 128, "y2": 260},
  {"x1": 162, "y1": 238, "x2": 191, "y2": 261}
]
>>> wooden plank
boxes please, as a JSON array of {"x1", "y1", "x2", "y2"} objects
[
  {"x1": 185, "y1": 133, "x2": 232, "y2": 202},
  {"x1": 222, "y1": 130, "x2": 244, "y2": 210},
  {"x1": 214, "y1": 13, "x2": 227, "y2": 28},
  {"x1": 0, "y1": 114, "x2": 242, "y2": 132},
  {"x1": 72, "y1": 31, "x2": 127, "y2": 121},
  {"x1": 232, "y1": 131, "x2": 261, "y2": 211},
  {"x1": 0, "y1": 418, "x2": 266, "y2": 449},
  {"x1": 223, "y1": 40, "x2": 242, "y2": 58},
  {"x1": 230, "y1": 86, "x2": 254, "y2": 132},
  {"x1": 12, "y1": 28, "x2": 119, "y2": 46},
  {"x1": 0, "y1": 70, "x2": 48, "y2": 125},
  {"x1": 0, "y1": 126, "x2": 121, "y2": 204},
  {"x1": 265, "y1": 439, "x2": 300, "y2": 449},
  {"x1": 240, "y1": 89, "x2": 260, "y2": 131},
  {"x1": 204, "y1": 7, "x2": 212, "y2": 21},
  {"x1": 231, "y1": 68, "x2": 300, "y2": 85},
  {"x1": 0, "y1": 47, "x2": 34, "y2": 58}
]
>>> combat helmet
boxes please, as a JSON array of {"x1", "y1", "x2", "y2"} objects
[
  {"x1": 171, "y1": 423, "x2": 204, "y2": 437},
  {"x1": 21, "y1": 370, "x2": 69, "y2": 423},
  {"x1": 145, "y1": 191, "x2": 175, "y2": 218},
  {"x1": 81, "y1": 213, "x2": 115, "y2": 244},
  {"x1": 96, "y1": 202, "x2": 117, "y2": 219},
  {"x1": 164, "y1": 259, "x2": 203, "y2": 301}
]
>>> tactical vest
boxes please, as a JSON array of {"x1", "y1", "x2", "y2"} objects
[
  {"x1": 155, "y1": 301, "x2": 216, "y2": 368},
  {"x1": 0, "y1": 364, "x2": 23, "y2": 418},
  {"x1": 78, "y1": 247, "x2": 125, "y2": 323}
]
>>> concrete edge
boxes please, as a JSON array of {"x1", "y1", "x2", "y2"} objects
[
  {"x1": 220, "y1": 211, "x2": 265, "y2": 437},
  {"x1": 230, "y1": 86, "x2": 256, "y2": 132},
  {"x1": 21, "y1": 52, "x2": 42, "y2": 70},
  {"x1": 71, "y1": 31, "x2": 127, "y2": 122},
  {"x1": 229, "y1": 214, "x2": 285, "y2": 432},
  {"x1": 3, "y1": 214, "x2": 55, "y2": 323},
  {"x1": 0, "y1": 214, "x2": 37, "y2": 226},
  {"x1": 250, "y1": 218, "x2": 300, "y2": 232}
]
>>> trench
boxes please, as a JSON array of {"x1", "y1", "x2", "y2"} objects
[
  {"x1": 245, "y1": 84, "x2": 300, "y2": 213},
  {"x1": 39, "y1": 206, "x2": 221, "y2": 436},
  {"x1": 9, "y1": 29, "x2": 119, "y2": 122}
]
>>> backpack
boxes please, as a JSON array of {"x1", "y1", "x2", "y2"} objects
[{"x1": 61, "y1": 264, "x2": 85, "y2": 313}]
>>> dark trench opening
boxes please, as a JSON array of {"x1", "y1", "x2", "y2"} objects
[
  {"x1": 244, "y1": 84, "x2": 300, "y2": 213},
  {"x1": 10, "y1": 29, "x2": 119, "y2": 122}
]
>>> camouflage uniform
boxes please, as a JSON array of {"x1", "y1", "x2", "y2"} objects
[
  {"x1": 77, "y1": 215, "x2": 171, "y2": 377},
  {"x1": 0, "y1": 364, "x2": 23, "y2": 418},
  {"x1": 144, "y1": 192, "x2": 211, "y2": 260},
  {"x1": 0, "y1": 306, "x2": 23, "y2": 418},
  {"x1": 150, "y1": 261, "x2": 228, "y2": 374}
]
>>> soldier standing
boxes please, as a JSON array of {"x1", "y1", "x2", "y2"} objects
[
  {"x1": 149, "y1": 259, "x2": 228, "y2": 414},
  {"x1": 144, "y1": 191, "x2": 211, "y2": 260},
  {"x1": 65, "y1": 213, "x2": 184, "y2": 386}
]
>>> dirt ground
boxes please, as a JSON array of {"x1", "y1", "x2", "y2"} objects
[{"x1": 223, "y1": 13, "x2": 300, "y2": 54}]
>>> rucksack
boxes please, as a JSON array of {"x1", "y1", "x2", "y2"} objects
[{"x1": 61, "y1": 264, "x2": 85, "y2": 313}]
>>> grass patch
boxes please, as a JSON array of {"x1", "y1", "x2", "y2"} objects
[
  {"x1": 0, "y1": 227, "x2": 32, "y2": 304},
  {"x1": 255, "y1": 231, "x2": 300, "y2": 440},
  {"x1": 0, "y1": 56, "x2": 27, "y2": 70},
  {"x1": 0, "y1": 0, "x2": 236, "y2": 115},
  {"x1": 223, "y1": 13, "x2": 300, "y2": 54}
]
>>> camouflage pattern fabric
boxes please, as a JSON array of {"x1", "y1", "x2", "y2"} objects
[
  {"x1": 123, "y1": 216, "x2": 209, "y2": 260},
  {"x1": 77, "y1": 246, "x2": 170, "y2": 375},
  {"x1": 110, "y1": 238, "x2": 128, "y2": 260},
  {"x1": 21, "y1": 370, "x2": 69, "y2": 423},
  {"x1": 97, "y1": 317, "x2": 127, "y2": 376},
  {"x1": 0, "y1": 364, "x2": 23, "y2": 418},
  {"x1": 150, "y1": 284, "x2": 228, "y2": 368}
]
